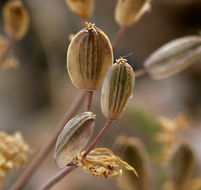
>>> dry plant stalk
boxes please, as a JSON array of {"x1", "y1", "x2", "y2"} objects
[{"x1": 3, "y1": 0, "x2": 29, "y2": 40}]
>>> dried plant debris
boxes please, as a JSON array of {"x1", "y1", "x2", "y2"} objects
[
  {"x1": 144, "y1": 35, "x2": 201, "y2": 80},
  {"x1": 155, "y1": 114, "x2": 192, "y2": 164},
  {"x1": 115, "y1": 136, "x2": 151, "y2": 190},
  {"x1": 73, "y1": 148, "x2": 138, "y2": 179},
  {"x1": 0, "y1": 132, "x2": 29, "y2": 180},
  {"x1": 101, "y1": 58, "x2": 135, "y2": 120},
  {"x1": 65, "y1": 0, "x2": 94, "y2": 20},
  {"x1": 54, "y1": 112, "x2": 96, "y2": 168},
  {"x1": 115, "y1": 0, "x2": 151, "y2": 27},
  {"x1": 67, "y1": 23, "x2": 113, "y2": 91},
  {"x1": 3, "y1": 0, "x2": 30, "y2": 40}
]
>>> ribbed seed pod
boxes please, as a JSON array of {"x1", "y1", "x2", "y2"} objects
[
  {"x1": 144, "y1": 35, "x2": 201, "y2": 80},
  {"x1": 67, "y1": 23, "x2": 113, "y2": 90},
  {"x1": 115, "y1": 0, "x2": 151, "y2": 27},
  {"x1": 115, "y1": 136, "x2": 151, "y2": 190},
  {"x1": 169, "y1": 143, "x2": 195, "y2": 190},
  {"x1": 3, "y1": 0, "x2": 29, "y2": 40},
  {"x1": 54, "y1": 112, "x2": 96, "y2": 168},
  {"x1": 65, "y1": 0, "x2": 94, "y2": 20},
  {"x1": 101, "y1": 58, "x2": 135, "y2": 120}
]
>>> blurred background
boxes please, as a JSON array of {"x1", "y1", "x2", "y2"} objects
[{"x1": 0, "y1": 0, "x2": 201, "y2": 189}]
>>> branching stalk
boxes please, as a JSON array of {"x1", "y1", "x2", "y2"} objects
[
  {"x1": 112, "y1": 27, "x2": 126, "y2": 50},
  {"x1": 86, "y1": 90, "x2": 93, "y2": 111}
]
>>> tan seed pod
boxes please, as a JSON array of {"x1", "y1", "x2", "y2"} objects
[
  {"x1": 67, "y1": 23, "x2": 113, "y2": 90},
  {"x1": 115, "y1": 0, "x2": 151, "y2": 27},
  {"x1": 3, "y1": 0, "x2": 30, "y2": 40},
  {"x1": 144, "y1": 35, "x2": 201, "y2": 80},
  {"x1": 101, "y1": 58, "x2": 135, "y2": 120},
  {"x1": 54, "y1": 112, "x2": 96, "y2": 168},
  {"x1": 115, "y1": 136, "x2": 151, "y2": 190},
  {"x1": 169, "y1": 143, "x2": 195, "y2": 190},
  {"x1": 65, "y1": 0, "x2": 94, "y2": 20}
]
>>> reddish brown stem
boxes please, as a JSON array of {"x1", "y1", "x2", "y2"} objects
[
  {"x1": 38, "y1": 165, "x2": 77, "y2": 190},
  {"x1": 135, "y1": 68, "x2": 148, "y2": 79},
  {"x1": 112, "y1": 26, "x2": 126, "y2": 50},
  {"x1": 83, "y1": 119, "x2": 114, "y2": 157},
  {"x1": 10, "y1": 91, "x2": 87, "y2": 190},
  {"x1": 86, "y1": 90, "x2": 93, "y2": 111}
]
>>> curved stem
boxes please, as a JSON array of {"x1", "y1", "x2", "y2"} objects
[
  {"x1": 112, "y1": 27, "x2": 126, "y2": 51},
  {"x1": 135, "y1": 68, "x2": 148, "y2": 79},
  {"x1": 38, "y1": 165, "x2": 77, "y2": 190},
  {"x1": 83, "y1": 119, "x2": 114, "y2": 157},
  {"x1": 86, "y1": 90, "x2": 93, "y2": 111},
  {"x1": 10, "y1": 91, "x2": 87, "y2": 190}
]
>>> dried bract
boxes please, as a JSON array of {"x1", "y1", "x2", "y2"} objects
[
  {"x1": 144, "y1": 36, "x2": 201, "y2": 80},
  {"x1": 115, "y1": 136, "x2": 151, "y2": 190},
  {"x1": 54, "y1": 112, "x2": 96, "y2": 168},
  {"x1": 67, "y1": 23, "x2": 113, "y2": 90},
  {"x1": 0, "y1": 132, "x2": 29, "y2": 180},
  {"x1": 101, "y1": 58, "x2": 135, "y2": 120},
  {"x1": 73, "y1": 148, "x2": 138, "y2": 179},
  {"x1": 65, "y1": 0, "x2": 94, "y2": 20},
  {"x1": 169, "y1": 143, "x2": 195, "y2": 190},
  {"x1": 115, "y1": 0, "x2": 151, "y2": 27},
  {"x1": 3, "y1": 0, "x2": 30, "y2": 40}
]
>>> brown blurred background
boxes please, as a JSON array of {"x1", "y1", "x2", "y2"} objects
[{"x1": 0, "y1": 0, "x2": 201, "y2": 189}]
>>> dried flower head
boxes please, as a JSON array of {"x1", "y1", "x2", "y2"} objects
[
  {"x1": 65, "y1": 0, "x2": 94, "y2": 20},
  {"x1": 3, "y1": 0, "x2": 30, "y2": 40},
  {"x1": 101, "y1": 58, "x2": 135, "y2": 120},
  {"x1": 67, "y1": 23, "x2": 113, "y2": 90},
  {"x1": 115, "y1": 136, "x2": 151, "y2": 190},
  {"x1": 155, "y1": 114, "x2": 191, "y2": 164},
  {"x1": 144, "y1": 35, "x2": 201, "y2": 80},
  {"x1": 0, "y1": 131, "x2": 29, "y2": 180},
  {"x1": 73, "y1": 148, "x2": 138, "y2": 179},
  {"x1": 54, "y1": 112, "x2": 96, "y2": 168},
  {"x1": 115, "y1": 0, "x2": 151, "y2": 27}
]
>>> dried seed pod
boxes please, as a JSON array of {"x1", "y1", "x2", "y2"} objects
[
  {"x1": 115, "y1": 0, "x2": 151, "y2": 27},
  {"x1": 65, "y1": 0, "x2": 94, "y2": 20},
  {"x1": 169, "y1": 143, "x2": 195, "y2": 190},
  {"x1": 3, "y1": 0, "x2": 29, "y2": 40},
  {"x1": 101, "y1": 58, "x2": 135, "y2": 120},
  {"x1": 115, "y1": 136, "x2": 151, "y2": 190},
  {"x1": 67, "y1": 23, "x2": 113, "y2": 90},
  {"x1": 144, "y1": 36, "x2": 201, "y2": 80},
  {"x1": 54, "y1": 112, "x2": 96, "y2": 168}
]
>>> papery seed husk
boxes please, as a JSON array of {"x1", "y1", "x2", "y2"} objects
[
  {"x1": 115, "y1": 0, "x2": 151, "y2": 27},
  {"x1": 67, "y1": 23, "x2": 113, "y2": 90},
  {"x1": 3, "y1": 0, "x2": 29, "y2": 40},
  {"x1": 65, "y1": 0, "x2": 94, "y2": 20},
  {"x1": 101, "y1": 59, "x2": 135, "y2": 120},
  {"x1": 144, "y1": 35, "x2": 201, "y2": 80},
  {"x1": 169, "y1": 143, "x2": 195, "y2": 190},
  {"x1": 115, "y1": 136, "x2": 151, "y2": 190},
  {"x1": 54, "y1": 112, "x2": 96, "y2": 168}
]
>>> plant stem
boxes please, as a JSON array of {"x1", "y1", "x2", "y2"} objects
[
  {"x1": 135, "y1": 68, "x2": 148, "y2": 79},
  {"x1": 82, "y1": 119, "x2": 114, "y2": 157},
  {"x1": 38, "y1": 165, "x2": 77, "y2": 190},
  {"x1": 10, "y1": 91, "x2": 87, "y2": 190},
  {"x1": 112, "y1": 26, "x2": 126, "y2": 50},
  {"x1": 0, "y1": 37, "x2": 15, "y2": 64},
  {"x1": 86, "y1": 90, "x2": 93, "y2": 111}
]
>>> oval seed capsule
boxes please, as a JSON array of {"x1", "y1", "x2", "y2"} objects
[
  {"x1": 65, "y1": 0, "x2": 94, "y2": 20},
  {"x1": 115, "y1": 0, "x2": 151, "y2": 27},
  {"x1": 67, "y1": 23, "x2": 113, "y2": 90},
  {"x1": 169, "y1": 143, "x2": 195, "y2": 190},
  {"x1": 144, "y1": 35, "x2": 201, "y2": 80},
  {"x1": 101, "y1": 58, "x2": 135, "y2": 120},
  {"x1": 3, "y1": 0, "x2": 29, "y2": 40},
  {"x1": 54, "y1": 112, "x2": 96, "y2": 168}
]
